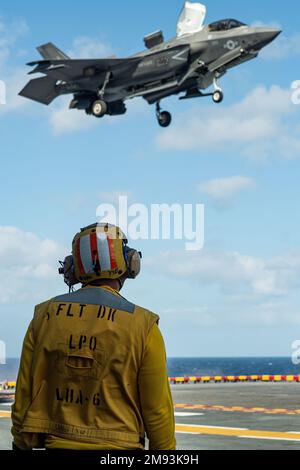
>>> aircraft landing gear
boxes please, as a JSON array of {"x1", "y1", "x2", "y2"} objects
[
  {"x1": 90, "y1": 71, "x2": 112, "y2": 118},
  {"x1": 91, "y1": 99, "x2": 108, "y2": 118},
  {"x1": 156, "y1": 102, "x2": 172, "y2": 128},
  {"x1": 212, "y1": 75, "x2": 224, "y2": 104},
  {"x1": 212, "y1": 90, "x2": 224, "y2": 103}
]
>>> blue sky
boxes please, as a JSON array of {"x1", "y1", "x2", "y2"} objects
[{"x1": 0, "y1": 0, "x2": 300, "y2": 359}]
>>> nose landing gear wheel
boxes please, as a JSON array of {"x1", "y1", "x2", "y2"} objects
[
  {"x1": 158, "y1": 111, "x2": 172, "y2": 128},
  {"x1": 156, "y1": 101, "x2": 172, "y2": 127},
  {"x1": 156, "y1": 103, "x2": 172, "y2": 128},
  {"x1": 212, "y1": 90, "x2": 224, "y2": 104},
  {"x1": 92, "y1": 100, "x2": 108, "y2": 118}
]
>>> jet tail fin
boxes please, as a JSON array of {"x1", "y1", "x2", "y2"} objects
[
  {"x1": 19, "y1": 76, "x2": 59, "y2": 105},
  {"x1": 37, "y1": 42, "x2": 70, "y2": 60}
]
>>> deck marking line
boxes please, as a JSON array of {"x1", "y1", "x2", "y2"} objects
[
  {"x1": 174, "y1": 404, "x2": 300, "y2": 416},
  {"x1": 176, "y1": 424, "x2": 300, "y2": 442}
]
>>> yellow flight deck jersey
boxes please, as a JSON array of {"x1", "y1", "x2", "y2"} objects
[{"x1": 12, "y1": 286, "x2": 176, "y2": 450}]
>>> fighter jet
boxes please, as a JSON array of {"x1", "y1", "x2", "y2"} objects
[{"x1": 19, "y1": 2, "x2": 281, "y2": 127}]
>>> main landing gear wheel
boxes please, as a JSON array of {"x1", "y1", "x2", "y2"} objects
[
  {"x1": 91, "y1": 100, "x2": 108, "y2": 118},
  {"x1": 212, "y1": 90, "x2": 224, "y2": 104},
  {"x1": 156, "y1": 103, "x2": 172, "y2": 128}
]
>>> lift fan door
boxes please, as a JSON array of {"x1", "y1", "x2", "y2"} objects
[{"x1": 177, "y1": 1, "x2": 206, "y2": 37}]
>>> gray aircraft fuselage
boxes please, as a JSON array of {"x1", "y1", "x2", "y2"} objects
[{"x1": 103, "y1": 24, "x2": 280, "y2": 102}]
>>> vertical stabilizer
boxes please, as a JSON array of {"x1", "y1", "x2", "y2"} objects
[{"x1": 37, "y1": 42, "x2": 70, "y2": 60}]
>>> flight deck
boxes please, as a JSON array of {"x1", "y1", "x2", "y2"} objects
[{"x1": 1, "y1": 382, "x2": 300, "y2": 451}]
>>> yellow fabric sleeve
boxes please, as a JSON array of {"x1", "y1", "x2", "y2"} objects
[
  {"x1": 11, "y1": 322, "x2": 42, "y2": 450},
  {"x1": 138, "y1": 323, "x2": 176, "y2": 450}
]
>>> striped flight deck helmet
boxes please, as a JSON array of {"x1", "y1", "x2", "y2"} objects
[{"x1": 59, "y1": 223, "x2": 142, "y2": 289}]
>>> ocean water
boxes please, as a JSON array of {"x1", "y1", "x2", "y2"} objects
[
  {"x1": 167, "y1": 357, "x2": 300, "y2": 377},
  {"x1": 0, "y1": 359, "x2": 20, "y2": 381},
  {"x1": 1, "y1": 357, "x2": 299, "y2": 382}
]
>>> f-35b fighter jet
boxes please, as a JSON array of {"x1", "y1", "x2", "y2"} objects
[{"x1": 19, "y1": 2, "x2": 281, "y2": 127}]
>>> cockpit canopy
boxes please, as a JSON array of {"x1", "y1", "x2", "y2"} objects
[{"x1": 208, "y1": 19, "x2": 247, "y2": 32}]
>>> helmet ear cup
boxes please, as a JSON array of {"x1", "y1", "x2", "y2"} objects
[
  {"x1": 59, "y1": 256, "x2": 80, "y2": 288},
  {"x1": 125, "y1": 248, "x2": 141, "y2": 279}
]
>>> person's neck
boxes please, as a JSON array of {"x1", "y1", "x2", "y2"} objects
[{"x1": 86, "y1": 279, "x2": 121, "y2": 292}]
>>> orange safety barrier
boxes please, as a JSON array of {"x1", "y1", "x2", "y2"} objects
[
  {"x1": 214, "y1": 376, "x2": 223, "y2": 383},
  {"x1": 286, "y1": 375, "x2": 296, "y2": 382},
  {"x1": 189, "y1": 377, "x2": 198, "y2": 383},
  {"x1": 225, "y1": 376, "x2": 236, "y2": 382},
  {"x1": 201, "y1": 376, "x2": 211, "y2": 383},
  {"x1": 250, "y1": 375, "x2": 260, "y2": 381},
  {"x1": 238, "y1": 376, "x2": 248, "y2": 382},
  {"x1": 0, "y1": 381, "x2": 16, "y2": 391},
  {"x1": 7, "y1": 382, "x2": 16, "y2": 389},
  {"x1": 262, "y1": 375, "x2": 270, "y2": 382},
  {"x1": 169, "y1": 375, "x2": 300, "y2": 384},
  {"x1": 7, "y1": 375, "x2": 299, "y2": 387}
]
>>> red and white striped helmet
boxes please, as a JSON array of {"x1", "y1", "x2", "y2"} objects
[{"x1": 72, "y1": 223, "x2": 129, "y2": 283}]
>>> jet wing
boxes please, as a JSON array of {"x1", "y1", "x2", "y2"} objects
[{"x1": 27, "y1": 58, "x2": 141, "y2": 81}]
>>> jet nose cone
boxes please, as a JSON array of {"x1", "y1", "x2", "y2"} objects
[
  {"x1": 255, "y1": 27, "x2": 282, "y2": 49},
  {"x1": 264, "y1": 27, "x2": 282, "y2": 41}
]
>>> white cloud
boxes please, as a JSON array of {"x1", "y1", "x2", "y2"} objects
[
  {"x1": 160, "y1": 303, "x2": 300, "y2": 328},
  {"x1": 199, "y1": 176, "x2": 256, "y2": 205},
  {"x1": 68, "y1": 36, "x2": 114, "y2": 59},
  {"x1": 49, "y1": 97, "x2": 99, "y2": 135},
  {"x1": 0, "y1": 18, "x2": 30, "y2": 113},
  {"x1": 0, "y1": 66, "x2": 30, "y2": 112},
  {"x1": 0, "y1": 18, "x2": 29, "y2": 67},
  {"x1": 231, "y1": 301, "x2": 300, "y2": 327},
  {"x1": 153, "y1": 244, "x2": 300, "y2": 330},
  {"x1": 145, "y1": 250, "x2": 300, "y2": 297},
  {"x1": 0, "y1": 227, "x2": 66, "y2": 304},
  {"x1": 161, "y1": 307, "x2": 217, "y2": 327},
  {"x1": 156, "y1": 85, "x2": 299, "y2": 161}
]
